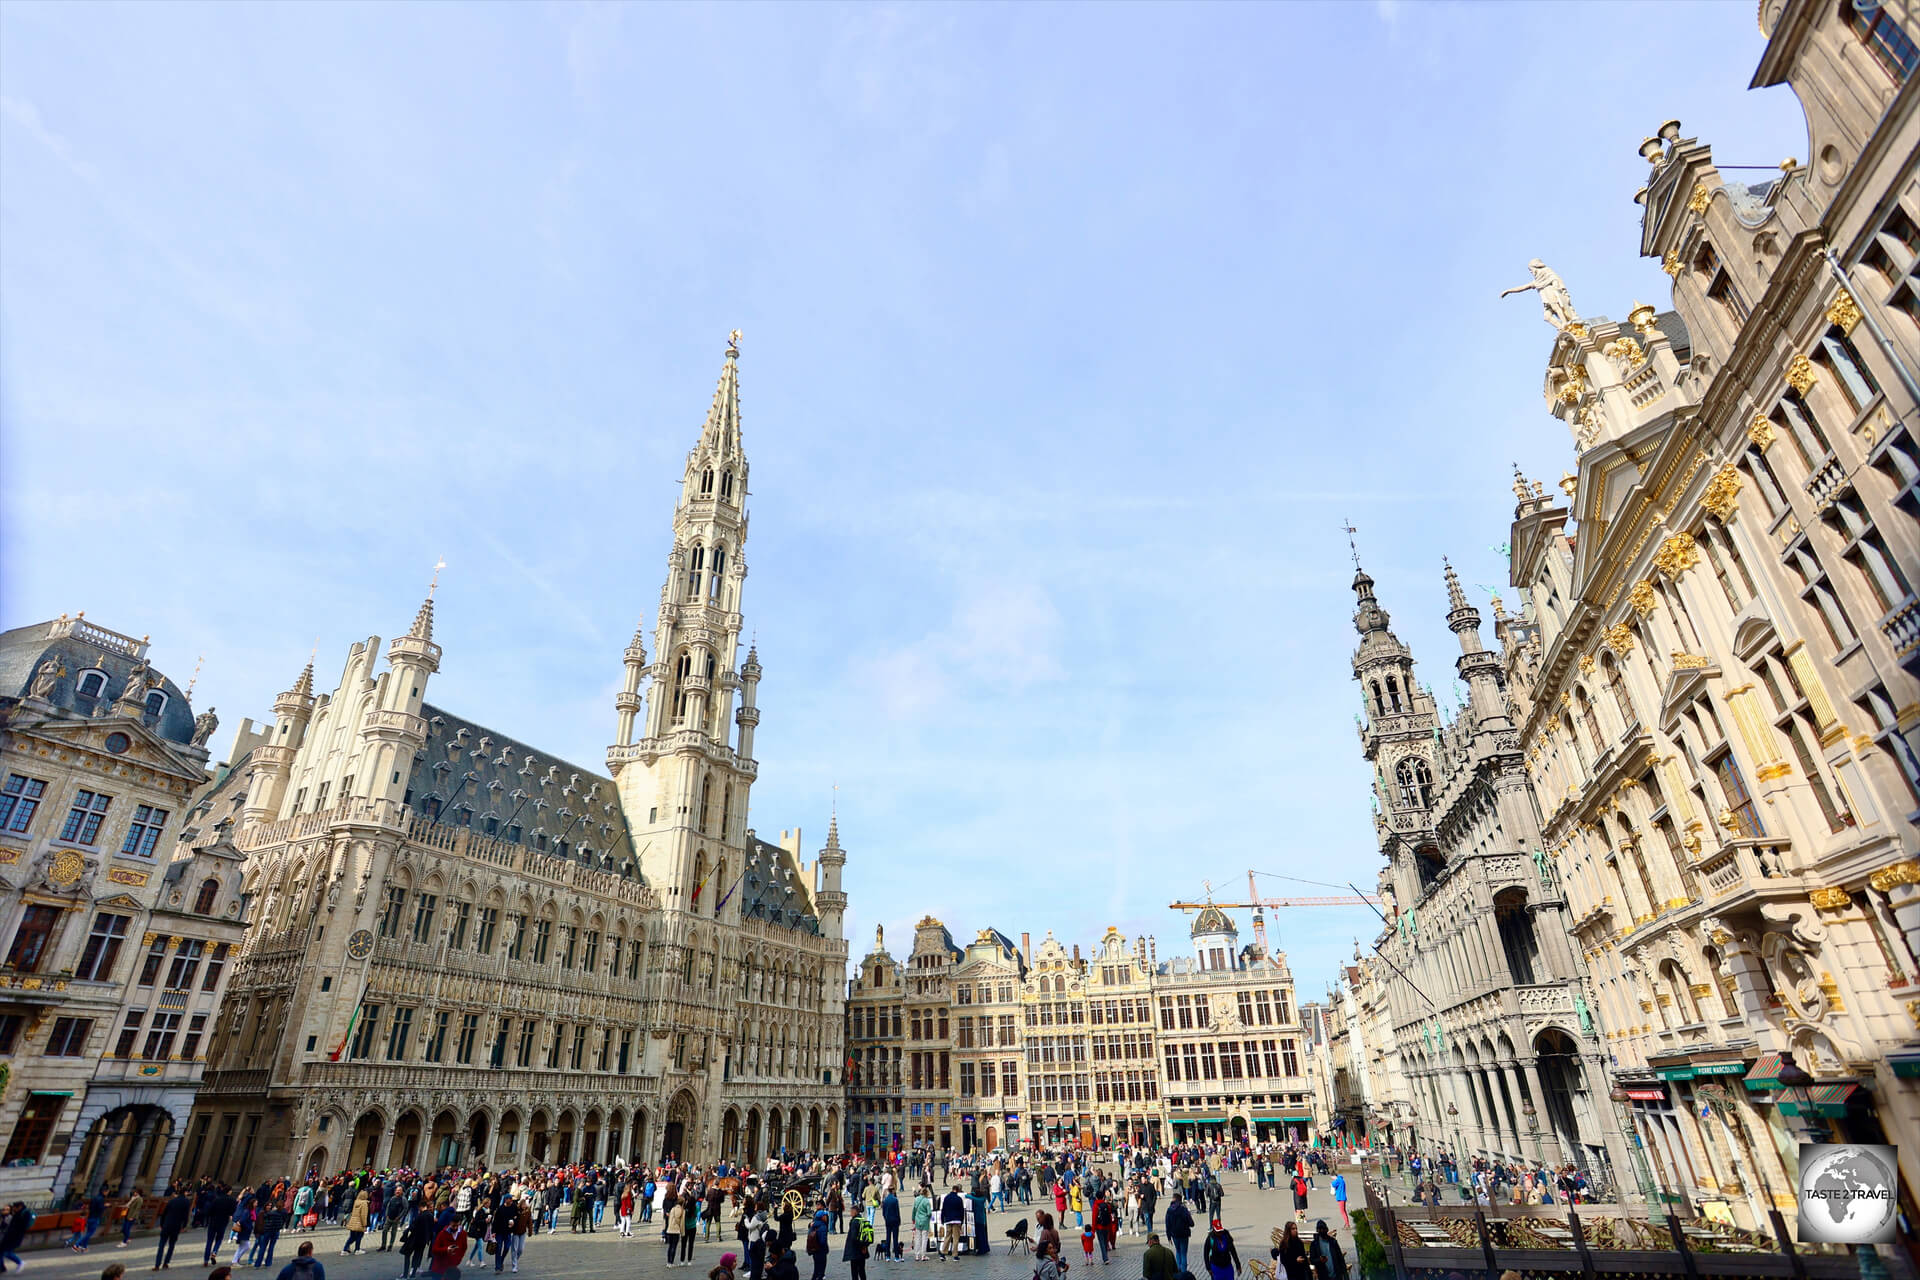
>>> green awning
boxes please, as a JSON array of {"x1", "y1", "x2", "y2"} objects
[
  {"x1": 1781, "y1": 1083, "x2": 1858, "y2": 1118},
  {"x1": 1657, "y1": 1066, "x2": 1696, "y2": 1080},
  {"x1": 1743, "y1": 1052, "x2": 1784, "y2": 1091}
]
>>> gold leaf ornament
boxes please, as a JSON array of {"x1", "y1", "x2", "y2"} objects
[
  {"x1": 1686, "y1": 183, "x2": 1711, "y2": 214},
  {"x1": 1653, "y1": 531, "x2": 1699, "y2": 577},
  {"x1": 1785, "y1": 353, "x2": 1818, "y2": 395},
  {"x1": 1825, "y1": 290, "x2": 1861, "y2": 336},
  {"x1": 1603, "y1": 623, "x2": 1636, "y2": 656},
  {"x1": 1700, "y1": 465, "x2": 1743, "y2": 521},
  {"x1": 1747, "y1": 415, "x2": 1775, "y2": 451},
  {"x1": 1629, "y1": 579, "x2": 1658, "y2": 617}
]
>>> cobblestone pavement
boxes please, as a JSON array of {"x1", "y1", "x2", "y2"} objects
[{"x1": 17, "y1": 1174, "x2": 1373, "y2": 1280}]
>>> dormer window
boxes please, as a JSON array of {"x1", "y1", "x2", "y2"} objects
[
  {"x1": 76, "y1": 670, "x2": 106, "y2": 701},
  {"x1": 143, "y1": 691, "x2": 167, "y2": 721},
  {"x1": 194, "y1": 878, "x2": 220, "y2": 914}
]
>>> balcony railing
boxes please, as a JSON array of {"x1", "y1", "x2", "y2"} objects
[{"x1": 1693, "y1": 836, "x2": 1793, "y2": 901}]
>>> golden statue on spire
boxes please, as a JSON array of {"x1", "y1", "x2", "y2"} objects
[{"x1": 727, "y1": 329, "x2": 742, "y2": 353}]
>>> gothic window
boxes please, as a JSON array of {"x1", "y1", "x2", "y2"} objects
[
  {"x1": 687, "y1": 545, "x2": 705, "y2": 598},
  {"x1": 710, "y1": 546, "x2": 726, "y2": 600},
  {"x1": 674, "y1": 652, "x2": 693, "y2": 723},
  {"x1": 701, "y1": 468, "x2": 715, "y2": 495},
  {"x1": 1384, "y1": 675, "x2": 1405, "y2": 713},
  {"x1": 1369, "y1": 681, "x2": 1385, "y2": 715},
  {"x1": 699, "y1": 775, "x2": 713, "y2": 834},
  {"x1": 720, "y1": 470, "x2": 734, "y2": 499},
  {"x1": 1394, "y1": 757, "x2": 1433, "y2": 809},
  {"x1": 1846, "y1": 0, "x2": 1919, "y2": 81}
]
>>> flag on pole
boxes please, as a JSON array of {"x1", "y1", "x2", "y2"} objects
[{"x1": 329, "y1": 986, "x2": 367, "y2": 1061}]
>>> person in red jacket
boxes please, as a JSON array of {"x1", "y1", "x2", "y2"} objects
[{"x1": 428, "y1": 1211, "x2": 468, "y2": 1277}]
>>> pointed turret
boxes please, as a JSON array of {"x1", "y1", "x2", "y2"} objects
[
  {"x1": 699, "y1": 332, "x2": 746, "y2": 463},
  {"x1": 614, "y1": 616, "x2": 650, "y2": 746},
  {"x1": 409, "y1": 594, "x2": 435, "y2": 642},
  {"x1": 815, "y1": 804, "x2": 847, "y2": 939},
  {"x1": 242, "y1": 655, "x2": 321, "y2": 826}
]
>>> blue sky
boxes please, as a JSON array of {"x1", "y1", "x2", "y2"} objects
[{"x1": 1, "y1": 1, "x2": 1807, "y2": 1000}]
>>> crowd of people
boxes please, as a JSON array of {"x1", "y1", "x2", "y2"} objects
[
  {"x1": 24, "y1": 1138, "x2": 1371, "y2": 1280},
  {"x1": 1391, "y1": 1151, "x2": 1602, "y2": 1208}
]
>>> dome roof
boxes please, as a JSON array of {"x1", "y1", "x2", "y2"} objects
[
  {"x1": 1191, "y1": 905, "x2": 1235, "y2": 937},
  {"x1": 0, "y1": 619, "x2": 198, "y2": 747}
]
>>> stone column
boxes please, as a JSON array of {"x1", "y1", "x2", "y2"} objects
[
  {"x1": 149, "y1": 1110, "x2": 187, "y2": 1195},
  {"x1": 372, "y1": 1127, "x2": 396, "y2": 1172},
  {"x1": 1504, "y1": 1061, "x2": 1544, "y2": 1164}
]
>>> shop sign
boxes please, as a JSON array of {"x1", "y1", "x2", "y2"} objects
[
  {"x1": 1656, "y1": 1066, "x2": 1697, "y2": 1080},
  {"x1": 1692, "y1": 1062, "x2": 1748, "y2": 1076},
  {"x1": 1622, "y1": 1088, "x2": 1667, "y2": 1101}
]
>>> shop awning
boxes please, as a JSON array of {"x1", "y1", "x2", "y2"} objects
[
  {"x1": 1743, "y1": 1052, "x2": 1784, "y2": 1091},
  {"x1": 1891, "y1": 1054, "x2": 1920, "y2": 1081},
  {"x1": 1780, "y1": 1084, "x2": 1858, "y2": 1118}
]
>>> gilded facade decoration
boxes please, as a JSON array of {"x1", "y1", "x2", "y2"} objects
[
  {"x1": 1824, "y1": 290, "x2": 1861, "y2": 336},
  {"x1": 1652, "y1": 531, "x2": 1699, "y2": 577},
  {"x1": 0, "y1": 616, "x2": 246, "y2": 1202},
  {"x1": 1784, "y1": 352, "x2": 1817, "y2": 394},
  {"x1": 1484, "y1": 36, "x2": 1920, "y2": 1241},
  {"x1": 1699, "y1": 464, "x2": 1742, "y2": 520},
  {"x1": 1686, "y1": 183, "x2": 1711, "y2": 214},
  {"x1": 1629, "y1": 579, "x2": 1659, "y2": 617}
]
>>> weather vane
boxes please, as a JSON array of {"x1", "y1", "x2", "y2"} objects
[
  {"x1": 1343, "y1": 520, "x2": 1360, "y2": 571},
  {"x1": 728, "y1": 329, "x2": 742, "y2": 352},
  {"x1": 429, "y1": 557, "x2": 447, "y2": 600}
]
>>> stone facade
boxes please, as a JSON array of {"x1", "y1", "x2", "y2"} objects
[
  {"x1": 179, "y1": 341, "x2": 848, "y2": 1183},
  {"x1": 1491, "y1": 0, "x2": 1920, "y2": 1239},
  {"x1": 845, "y1": 912, "x2": 1308, "y2": 1153},
  {"x1": 951, "y1": 929, "x2": 1026, "y2": 1155},
  {"x1": 1351, "y1": 558, "x2": 1636, "y2": 1186},
  {"x1": 0, "y1": 616, "x2": 247, "y2": 1200}
]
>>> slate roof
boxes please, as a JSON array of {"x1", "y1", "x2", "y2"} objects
[
  {"x1": 737, "y1": 833, "x2": 820, "y2": 934},
  {"x1": 0, "y1": 619, "x2": 198, "y2": 746},
  {"x1": 405, "y1": 702, "x2": 639, "y2": 879}
]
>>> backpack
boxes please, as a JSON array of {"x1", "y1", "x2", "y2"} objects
[{"x1": 855, "y1": 1218, "x2": 874, "y2": 1246}]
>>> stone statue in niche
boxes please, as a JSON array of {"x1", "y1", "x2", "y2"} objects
[{"x1": 1499, "y1": 259, "x2": 1580, "y2": 331}]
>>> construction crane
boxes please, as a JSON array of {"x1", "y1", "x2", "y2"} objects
[{"x1": 1169, "y1": 870, "x2": 1381, "y2": 953}]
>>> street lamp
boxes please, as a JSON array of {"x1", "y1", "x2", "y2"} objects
[{"x1": 1775, "y1": 1052, "x2": 1825, "y2": 1140}]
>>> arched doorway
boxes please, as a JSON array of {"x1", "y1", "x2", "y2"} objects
[
  {"x1": 393, "y1": 1112, "x2": 424, "y2": 1170},
  {"x1": 631, "y1": 1109, "x2": 648, "y2": 1164},
  {"x1": 662, "y1": 1092, "x2": 696, "y2": 1163},
  {"x1": 825, "y1": 1107, "x2": 839, "y2": 1154},
  {"x1": 607, "y1": 1111, "x2": 625, "y2": 1166},
  {"x1": 430, "y1": 1110, "x2": 459, "y2": 1169},
  {"x1": 985, "y1": 1126, "x2": 998, "y2": 1152},
  {"x1": 1534, "y1": 1027, "x2": 1587, "y2": 1166},
  {"x1": 529, "y1": 1110, "x2": 551, "y2": 1163},
  {"x1": 722, "y1": 1109, "x2": 742, "y2": 1162},
  {"x1": 69, "y1": 1105, "x2": 173, "y2": 1196},
  {"x1": 808, "y1": 1108, "x2": 821, "y2": 1152},
  {"x1": 746, "y1": 1108, "x2": 762, "y2": 1168},
  {"x1": 352, "y1": 1111, "x2": 385, "y2": 1170},
  {"x1": 582, "y1": 1111, "x2": 602, "y2": 1165},
  {"x1": 499, "y1": 1111, "x2": 523, "y2": 1165},
  {"x1": 305, "y1": 1146, "x2": 329, "y2": 1179},
  {"x1": 789, "y1": 1108, "x2": 802, "y2": 1156},
  {"x1": 468, "y1": 1114, "x2": 491, "y2": 1168},
  {"x1": 555, "y1": 1110, "x2": 577, "y2": 1164},
  {"x1": 767, "y1": 1109, "x2": 783, "y2": 1160}
]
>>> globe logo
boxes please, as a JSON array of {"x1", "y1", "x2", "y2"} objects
[{"x1": 1796, "y1": 1144, "x2": 1898, "y2": 1244}]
